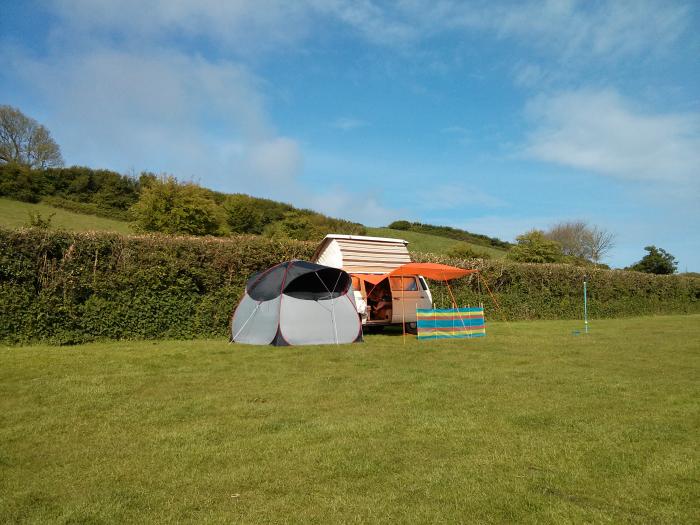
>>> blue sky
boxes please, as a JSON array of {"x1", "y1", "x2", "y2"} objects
[{"x1": 1, "y1": 1, "x2": 699, "y2": 269}]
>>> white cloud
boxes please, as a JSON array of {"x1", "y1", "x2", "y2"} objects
[
  {"x1": 244, "y1": 138, "x2": 302, "y2": 185},
  {"x1": 307, "y1": 190, "x2": 400, "y2": 226},
  {"x1": 49, "y1": 1, "x2": 690, "y2": 60},
  {"x1": 51, "y1": 0, "x2": 313, "y2": 54},
  {"x1": 524, "y1": 89, "x2": 700, "y2": 187},
  {"x1": 417, "y1": 0, "x2": 690, "y2": 63},
  {"x1": 416, "y1": 184, "x2": 506, "y2": 210},
  {"x1": 6, "y1": 46, "x2": 302, "y2": 195},
  {"x1": 331, "y1": 117, "x2": 368, "y2": 131}
]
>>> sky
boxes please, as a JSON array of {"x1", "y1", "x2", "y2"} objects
[{"x1": 1, "y1": 0, "x2": 699, "y2": 270}]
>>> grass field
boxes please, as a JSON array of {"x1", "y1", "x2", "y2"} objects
[
  {"x1": 1, "y1": 316, "x2": 698, "y2": 523},
  {"x1": 367, "y1": 226, "x2": 507, "y2": 258},
  {"x1": 0, "y1": 198, "x2": 133, "y2": 234}
]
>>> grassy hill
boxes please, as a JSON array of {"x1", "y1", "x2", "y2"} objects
[
  {"x1": 0, "y1": 165, "x2": 508, "y2": 255},
  {"x1": 0, "y1": 198, "x2": 133, "y2": 234},
  {"x1": 0, "y1": 198, "x2": 506, "y2": 258},
  {"x1": 367, "y1": 227, "x2": 507, "y2": 258}
]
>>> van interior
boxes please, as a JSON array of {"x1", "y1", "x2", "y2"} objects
[{"x1": 365, "y1": 278, "x2": 392, "y2": 322}]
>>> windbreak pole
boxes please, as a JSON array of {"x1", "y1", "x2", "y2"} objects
[{"x1": 584, "y1": 275, "x2": 589, "y2": 334}]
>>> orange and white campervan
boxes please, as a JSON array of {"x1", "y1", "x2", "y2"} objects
[{"x1": 311, "y1": 234, "x2": 433, "y2": 329}]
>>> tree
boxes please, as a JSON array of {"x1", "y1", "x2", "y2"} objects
[
  {"x1": 587, "y1": 225, "x2": 616, "y2": 263},
  {"x1": 545, "y1": 220, "x2": 615, "y2": 262},
  {"x1": 130, "y1": 176, "x2": 227, "y2": 236},
  {"x1": 628, "y1": 246, "x2": 677, "y2": 274},
  {"x1": 388, "y1": 220, "x2": 412, "y2": 230},
  {"x1": 0, "y1": 105, "x2": 63, "y2": 169},
  {"x1": 223, "y1": 194, "x2": 264, "y2": 234},
  {"x1": 507, "y1": 230, "x2": 564, "y2": 263}
]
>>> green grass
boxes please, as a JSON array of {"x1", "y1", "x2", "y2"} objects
[
  {"x1": 0, "y1": 197, "x2": 133, "y2": 234},
  {"x1": 1, "y1": 316, "x2": 698, "y2": 523},
  {"x1": 367, "y1": 226, "x2": 507, "y2": 258}
]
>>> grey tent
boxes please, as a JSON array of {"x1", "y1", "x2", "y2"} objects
[{"x1": 230, "y1": 260, "x2": 363, "y2": 346}]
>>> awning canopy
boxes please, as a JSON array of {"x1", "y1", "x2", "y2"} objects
[{"x1": 352, "y1": 262, "x2": 477, "y2": 286}]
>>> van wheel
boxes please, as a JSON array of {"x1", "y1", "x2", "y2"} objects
[{"x1": 407, "y1": 322, "x2": 418, "y2": 335}]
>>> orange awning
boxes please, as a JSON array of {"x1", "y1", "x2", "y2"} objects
[
  {"x1": 352, "y1": 262, "x2": 476, "y2": 285},
  {"x1": 389, "y1": 262, "x2": 477, "y2": 280}
]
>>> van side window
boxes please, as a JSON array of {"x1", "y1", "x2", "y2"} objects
[
  {"x1": 418, "y1": 277, "x2": 428, "y2": 290},
  {"x1": 390, "y1": 276, "x2": 418, "y2": 291}
]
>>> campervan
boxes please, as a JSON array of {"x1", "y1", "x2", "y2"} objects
[{"x1": 311, "y1": 234, "x2": 433, "y2": 329}]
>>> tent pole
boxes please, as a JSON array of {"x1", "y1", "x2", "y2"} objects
[{"x1": 231, "y1": 302, "x2": 262, "y2": 341}]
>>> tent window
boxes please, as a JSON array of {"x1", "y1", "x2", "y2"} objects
[{"x1": 283, "y1": 268, "x2": 350, "y2": 300}]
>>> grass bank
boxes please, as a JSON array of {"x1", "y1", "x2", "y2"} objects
[
  {"x1": 367, "y1": 226, "x2": 507, "y2": 258},
  {"x1": 1, "y1": 315, "x2": 698, "y2": 523},
  {"x1": 0, "y1": 197, "x2": 133, "y2": 234}
]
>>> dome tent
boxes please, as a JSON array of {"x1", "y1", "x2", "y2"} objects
[{"x1": 231, "y1": 260, "x2": 363, "y2": 346}]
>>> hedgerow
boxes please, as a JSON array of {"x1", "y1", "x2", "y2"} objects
[
  {"x1": 413, "y1": 252, "x2": 700, "y2": 321},
  {"x1": 1, "y1": 229, "x2": 698, "y2": 344}
]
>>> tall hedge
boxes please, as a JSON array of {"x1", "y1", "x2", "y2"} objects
[
  {"x1": 1, "y1": 228, "x2": 698, "y2": 344},
  {"x1": 412, "y1": 252, "x2": 700, "y2": 321}
]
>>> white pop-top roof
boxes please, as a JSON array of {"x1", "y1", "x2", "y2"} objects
[{"x1": 312, "y1": 234, "x2": 412, "y2": 274}]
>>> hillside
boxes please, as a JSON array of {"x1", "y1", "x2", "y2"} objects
[
  {"x1": 0, "y1": 164, "x2": 507, "y2": 256},
  {"x1": 0, "y1": 198, "x2": 133, "y2": 234},
  {"x1": 366, "y1": 227, "x2": 507, "y2": 258},
  {"x1": 0, "y1": 197, "x2": 507, "y2": 258}
]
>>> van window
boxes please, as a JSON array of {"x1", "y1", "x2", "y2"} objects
[
  {"x1": 418, "y1": 276, "x2": 428, "y2": 290},
  {"x1": 390, "y1": 276, "x2": 418, "y2": 291}
]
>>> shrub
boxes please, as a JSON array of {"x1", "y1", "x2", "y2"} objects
[
  {"x1": 447, "y1": 243, "x2": 492, "y2": 260},
  {"x1": 130, "y1": 177, "x2": 228, "y2": 236},
  {"x1": 507, "y1": 230, "x2": 563, "y2": 263}
]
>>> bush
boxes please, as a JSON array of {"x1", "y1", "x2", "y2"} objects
[
  {"x1": 507, "y1": 230, "x2": 563, "y2": 263},
  {"x1": 447, "y1": 243, "x2": 492, "y2": 260},
  {"x1": 412, "y1": 251, "x2": 700, "y2": 321},
  {"x1": 130, "y1": 177, "x2": 228, "y2": 236},
  {"x1": 388, "y1": 220, "x2": 412, "y2": 230},
  {"x1": 0, "y1": 229, "x2": 316, "y2": 344}
]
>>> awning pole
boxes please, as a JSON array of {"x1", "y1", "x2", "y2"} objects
[
  {"x1": 478, "y1": 272, "x2": 509, "y2": 326},
  {"x1": 402, "y1": 276, "x2": 406, "y2": 345}
]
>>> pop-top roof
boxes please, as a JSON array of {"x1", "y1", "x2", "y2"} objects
[{"x1": 312, "y1": 234, "x2": 412, "y2": 274}]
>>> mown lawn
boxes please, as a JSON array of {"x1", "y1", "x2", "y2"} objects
[
  {"x1": 1, "y1": 316, "x2": 698, "y2": 523},
  {"x1": 0, "y1": 197, "x2": 133, "y2": 234}
]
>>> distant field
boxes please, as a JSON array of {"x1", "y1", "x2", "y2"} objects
[
  {"x1": 0, "y1": 198, "x2": 133, "y2": 234},
  {"x1": 1, "y1": 315, "x2": 698, "y2": 523},
  {"x1": 367, "y1": 226, "x2": 507, "y2": 258}
]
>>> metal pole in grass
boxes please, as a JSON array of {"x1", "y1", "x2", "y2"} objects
[{"x1": 583, "y1": 274, "x2": 589, "y2": 334}]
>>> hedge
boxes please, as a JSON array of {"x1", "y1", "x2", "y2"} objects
[{"x1": 1, "y1": 229, "x2": 698, "y2": 344}]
